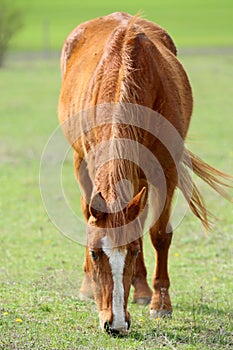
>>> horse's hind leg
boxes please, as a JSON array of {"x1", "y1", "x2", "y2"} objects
[
  {"x1": 149, "y1": 176, "x2": 176, "y2": 318},
  {"x1": 74, "y1": 152, "x2": 94, "y2": 300}
]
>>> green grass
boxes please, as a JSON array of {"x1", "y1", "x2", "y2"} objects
[
  {"x1": 10, "y1": 0, "x2": 233, "y2": 51},
  {"x1": 0, "y1": 54, "x2": 232, "y2": 349}
]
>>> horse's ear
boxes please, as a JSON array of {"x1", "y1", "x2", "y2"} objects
[
  {"x1": 126, "y1": 187, "x2": 147, "y2": 222},
  {"x1": 89, "y1": 192, "x2": 107, "y2": 220}
]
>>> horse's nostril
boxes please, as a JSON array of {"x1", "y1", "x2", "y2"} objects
[
  {"x1": 109, "y1": 328, "x2": 120, "y2": 336},
  {"x1": 104, "y1": 322, "x2": 121, "y2": 336},
  {"x1": 104, "y1": 321, "x2": 130, "y2": 336}
]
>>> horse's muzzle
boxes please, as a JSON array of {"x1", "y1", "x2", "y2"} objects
[{"x1": 104, "y1": 319, "x2": 131, "y2": 336}]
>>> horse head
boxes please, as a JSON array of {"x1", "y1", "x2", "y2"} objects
[{"x1": 85, "y1": 187, "x2": 147, "y2": 334}]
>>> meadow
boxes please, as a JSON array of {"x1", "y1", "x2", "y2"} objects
[
  {"x1": 1, "y1": 1, "x2": 233, "y2": 349},
  {"x1": 10, "y1": 0, "x2": 233, "y2": 51}
]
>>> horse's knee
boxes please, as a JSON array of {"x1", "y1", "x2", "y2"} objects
[{"x1": 150, "y1": 229, "x2": 173, "y2": 251}]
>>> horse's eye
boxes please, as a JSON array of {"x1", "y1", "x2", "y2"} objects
[{"x1": 90, "y1": 250, "x2": 99, "y2": 261}]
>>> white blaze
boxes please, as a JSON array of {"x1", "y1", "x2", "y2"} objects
[{"x1": 102, "y1": 236, "x2": 127, "y2": 330}]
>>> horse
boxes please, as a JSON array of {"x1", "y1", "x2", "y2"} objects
[{"x1": 58, "y1": 12, "x2": 232, "y2": 335}]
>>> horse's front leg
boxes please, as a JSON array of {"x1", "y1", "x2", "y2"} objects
[
  {"x1": 131, "y1": 188, "x2": 152, "y2": 305},
  {"x1": 74, "y1": 152, "x2": 94, "y2": 300},
  {"x1": 132, "y1": 237, "x2": 153, "y2": 305},
  {"x1": 149, "y1": 182, "x2": 176, "y2": 317},
  {"x1": 79, "y1": 246, "x2": 94, "y2": 300}
]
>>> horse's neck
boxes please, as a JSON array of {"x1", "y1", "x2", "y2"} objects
[{"x1": 95, "y1": 159, "x2": 140, "y2": 207}]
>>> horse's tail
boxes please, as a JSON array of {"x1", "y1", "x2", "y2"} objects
[{"x1": 178, "y1": 148, "x2": 233, "y2": 230}]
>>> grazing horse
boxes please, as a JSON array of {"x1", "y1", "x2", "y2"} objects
[{"x1": 58, "y1": 12, "x2": 232, "y2": 334}]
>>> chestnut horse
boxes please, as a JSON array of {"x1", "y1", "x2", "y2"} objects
[{"x1": 58, "y1": 12, "x2": 231, "y2": 334}]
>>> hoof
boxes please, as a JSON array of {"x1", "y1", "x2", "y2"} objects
[
  {"x1": 133, "y1": 296, "x2": 151, "y2": 305},
  {"x1": 150, "y1": 309, "x2": 172, "y2": 319}
]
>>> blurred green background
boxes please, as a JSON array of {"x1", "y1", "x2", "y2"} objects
[
  {"x1": 1, "y1": 1, "x2": 233, "y2": 349},
  {"x1": 11, "y1": 0, "x2": 233, "y2": 51}
]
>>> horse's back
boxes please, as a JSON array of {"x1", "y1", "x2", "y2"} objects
[{"x1": 58, "y1": 13, "x2": 193, "y2": 141}]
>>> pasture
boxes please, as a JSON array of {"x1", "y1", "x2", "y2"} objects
[
  {"x1": 0, "y1": 53, "x2": 232, "y2": 349},
  {"x1": 11, "y1": 0, "x2": 233, "y2": 50},
  {"x1": 1, "y1": 2, "x2": 233, "y2": 349}
]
